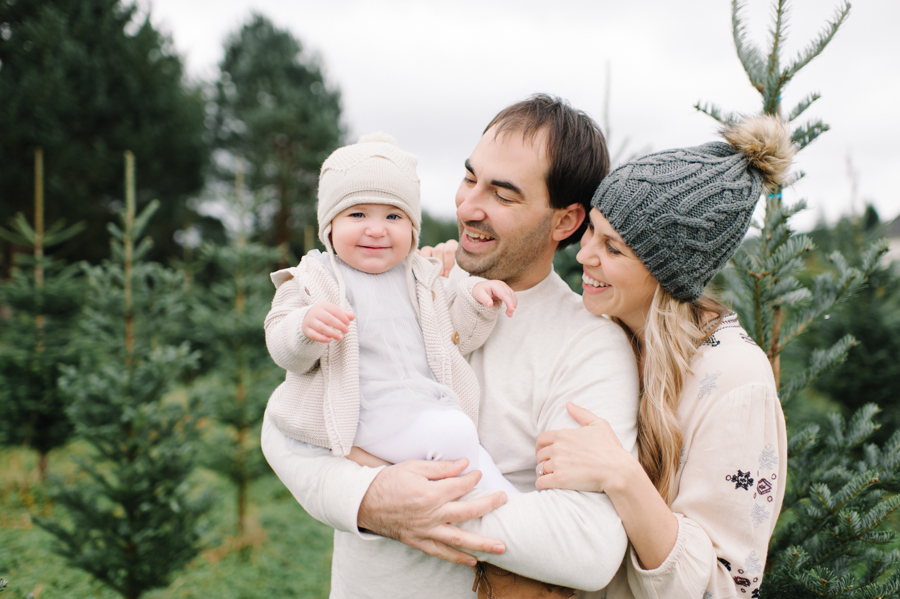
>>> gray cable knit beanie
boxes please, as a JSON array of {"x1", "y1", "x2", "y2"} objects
[{"x1": 592, "y1": 115, "x2": 794, "y2": 302}]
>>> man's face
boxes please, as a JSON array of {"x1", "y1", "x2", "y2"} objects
[{"x1": 454, "y1": 126, "x2": 555, "y2": 288}]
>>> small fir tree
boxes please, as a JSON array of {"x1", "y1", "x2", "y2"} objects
[
  {"x1": 190, "y1": 159, "x2": 281, "y2": 538},
  {"x1": 698, "y1": 2, "x2": 897, "y2": 596},
  {"x1": 0, "y1": 148, "x2": 84, "y2": 479},
  {"x1": 35, "y1": 153, "x2": 210, "y2": 599}
]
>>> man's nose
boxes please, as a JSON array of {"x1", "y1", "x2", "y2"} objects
[{"x1": 456, "y1": 186, "x2": 486, "y2": 221}]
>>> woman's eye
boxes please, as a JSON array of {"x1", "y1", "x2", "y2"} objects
[{"x1": 605, "y1": 241, "x2": 622, "y2": 256}]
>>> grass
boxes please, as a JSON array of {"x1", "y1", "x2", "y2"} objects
[{"x1": 0, "y1": 444, "x2": 333, "y2": 599}]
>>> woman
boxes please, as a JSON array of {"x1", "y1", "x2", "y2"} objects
[{"x1": 534, "y1": 115, "x2": 791, "y2": 598}]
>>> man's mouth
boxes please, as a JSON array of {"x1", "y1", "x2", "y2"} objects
[
  {"x1": 582, "y1": 273, "x2": 610, "y2": 288},
  {"x1": 464, "y1": 230, "x2": 495, "y2": 243}
]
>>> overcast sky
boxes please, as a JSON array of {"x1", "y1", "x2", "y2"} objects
[{"x1": 140, "y1": 0, "x2": 899, "y2": 231}]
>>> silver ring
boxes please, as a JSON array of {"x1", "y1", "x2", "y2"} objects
[{"x1": 537, "y1": 460, "x2": 546, "y2": 476}]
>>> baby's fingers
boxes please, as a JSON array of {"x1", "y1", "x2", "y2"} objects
[{"x1": 321, "y1": 303, "x2": 355, "y2": 326}]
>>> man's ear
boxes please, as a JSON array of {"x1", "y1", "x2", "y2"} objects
[{"x1": 551, "y1": 203, "x2": 586, "y2": 242}]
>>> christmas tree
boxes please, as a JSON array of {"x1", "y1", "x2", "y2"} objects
[
  {"x1": 35, "y1": 152, "x2": 210, "y2": 599},
  {"x1": 698, "y1": 2, "x2": 897, "y2": 596},
  {"x1": 0, "y1": 148, "x2": 84, "y2": 479},
  {"x1": 190, "y1": 159, "x2": 281, "y2": 538}
]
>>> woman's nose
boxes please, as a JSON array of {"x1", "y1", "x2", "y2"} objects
[{"x1": 576, "y1": 243, "x2": 599, "y2": 266}]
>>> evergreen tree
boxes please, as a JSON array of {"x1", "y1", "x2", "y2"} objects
[
  {"x1": 794, "y1": 207, "x2": 900, "y2": 444},
  {"x1": 698, "y1": 1, "x2": 896, "y2": 595},
  {"x1": 209, "y1": 13, "x2": 343, "y2": 260},
  {"x1": 0, "y1": 148, "x2": 84, "y2": 478},
  {"x1": 0, "y1": 0, "x2": 215, "y2": 268},
  {"x1": 190, "y1": 160, "x2": 281, "y2": 538},
  {"x1": 35, "y1": 153, "x2": 209, "y2": 599}
]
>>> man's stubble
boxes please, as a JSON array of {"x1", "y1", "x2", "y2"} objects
[{"x1": 455, "y1": 212, "x2": 554, "y2": 285}]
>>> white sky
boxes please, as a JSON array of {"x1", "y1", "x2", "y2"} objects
[{"x1": 141, "y1": 0, "x2": 900, "y2": 231}]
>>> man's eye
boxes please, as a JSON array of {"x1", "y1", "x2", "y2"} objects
[
  {"x1": 463, "y1": 175, "x2": 475, "y2": 184},
  {"x1": 496, "y1": 193, "x2": 513, "y2": 204}
]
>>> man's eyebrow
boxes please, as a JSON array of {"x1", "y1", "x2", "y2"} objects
[
  {"x1": 491, "y1": 178, "x2": 523, "y2": 196},
  {"x1": 464, "y1": 158, "x2": 523, "y2": 196}
]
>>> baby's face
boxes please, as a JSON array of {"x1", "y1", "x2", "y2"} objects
[{"x1": 331, "y1": 203, "x2": 414, "y2": 274}]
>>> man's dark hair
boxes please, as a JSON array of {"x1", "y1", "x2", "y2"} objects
[{"x1": 485, "y1": 94, "x2": 610, "y2": 248}]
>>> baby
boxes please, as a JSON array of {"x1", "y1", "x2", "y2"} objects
[{"x1": 264, "y1": 133, "x2": 518, "y2": 494}]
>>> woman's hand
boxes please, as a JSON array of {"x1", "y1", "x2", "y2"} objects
[
  {"x1": 347, "y1": 446, "x2": 392, "y2": 468},
  {"x1": 534, "y1": 402, "x2": 637, "y2": 493},
  {"x1": 417, "y1": 239, "x2": 459, "y2": 277}
]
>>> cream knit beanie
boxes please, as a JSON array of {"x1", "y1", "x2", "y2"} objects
[{"x1": 317, "y1": 132, "x2": 421, "y2": 257}]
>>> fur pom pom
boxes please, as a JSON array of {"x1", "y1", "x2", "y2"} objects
[
  {"x1": 357, "y1": 132, "x2": 397, "y2": 145},
  {"x1": 721, "y1": 115, "x2": 795, "y2": 192}
]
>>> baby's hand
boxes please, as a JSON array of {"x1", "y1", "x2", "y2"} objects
[
  {"x1": 302, "y1": 302, "x2": 355, "y2": 342},
  {"x1": 472, "y1": 280, "x2": 517, "y2": 317}
]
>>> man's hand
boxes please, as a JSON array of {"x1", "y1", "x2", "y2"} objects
[
  {"x1": 302, "y1": 301, "x2": 354, "y2": 342},
  {"x1": 472, "y1": 280, "x2": 517, "y2": 317},
  {"x1": 358, "y1": 458, "x2": 508, "y2": 566},
  {"x1": 418, "y1": 239, "x2": 459, "y2": 277}
]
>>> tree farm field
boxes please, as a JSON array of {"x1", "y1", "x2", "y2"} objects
[{"x1": 0, "y1": 439, "x2": 334, "y2": 599}]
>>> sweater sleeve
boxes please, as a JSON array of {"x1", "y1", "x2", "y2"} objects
[
  {"x1": 260, "y1": 413, "x2": 383, "y2": 538},
  {"x1": 459, "y1": 322, "x2": 640, "y2": 591},
  {"x1": 446, "y1": 274, "x2": 502, "y2": 356},
  {"x1": 626, "y1": 384, "x2": 787, "y2": 599},
  {"x1": 264, "y1": 267, "x2": 328, "y2": 375}
]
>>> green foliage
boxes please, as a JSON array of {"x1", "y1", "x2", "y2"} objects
[
  {"x1": 190, "y1": 235, "x2": 281, "y2": 535},
  {"x1": 0, "y1": 172, "x2": 86, "y2": 468},
  {"x1": 209, "y1": 13, "x2": 343, "y2": 255},
  {"x1": 0, "y1": 0, "x2": 214, "y2": 266},
  {"x1": 701, "y1": 1, "x2": 899, "y2": 596},
  {"x1": 1, "y1": 445, "x2": 332, "y2": 598},
  {"x1": 762, "y1": 405, "x2": 900, "y2": 598},
  {"x1": 34, "y1": 162, "x2": 210, "y2": 599},
  {"x1": 420, "y1": 210, "x2": 459, "y2": 250},
  {"x1": 789, "y1": 208, "x2": 900, "y2": 444}
]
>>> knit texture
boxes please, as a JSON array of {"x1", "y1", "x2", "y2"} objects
[
  {"x1": 593, "y1": 142, "x2": 762, "y2": 302},
  {"x1": 317, "y1": 132, "x2": 421, "y2": 254},
  {"x1": 592, "y1": 116, "x2": 794, "y2": 302},
  {"x1": 264, "y1": 252, "x2": 498, "y2": 457}
]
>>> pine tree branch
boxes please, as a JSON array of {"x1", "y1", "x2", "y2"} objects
[
  {"x1": 786, "y1": 92, "x2": 821, "y2": 122},
  {"x1": 693, "y1": 101, "x2": 739, "y2": 125},
  {"x1": 762, "y1": 0, "x2": 788, "y2": 115},
  {"x1": 779, "y1": 335, "x2": 856, "y2": 404},
  {"x1": 731, "y1": 0, "x2": 767, "y2": 90},
  {"x1": 791, "y1": 118, "x2": 830, "y2": 151},
  {"x1": 784, "y1": 2, "x2": 851, "y2": 80}
]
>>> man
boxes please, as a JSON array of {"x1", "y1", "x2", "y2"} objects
[{"x1": 261, "y1": 94, "x2": 640, "y2": 598}]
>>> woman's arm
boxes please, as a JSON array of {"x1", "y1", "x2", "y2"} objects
[
  {"x1": 538, "y1": 384, "x2": 787, "y2": 599},
  {"x1": 535, "y1": 402, "x2": 678, "y2": 570}
]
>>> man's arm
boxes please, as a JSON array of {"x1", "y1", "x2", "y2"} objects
[
  {"x1": 457, "y1": 321, "x2": 639, "y2": 590},
  {"x1": 355, "y1": 319, "x2": 640, "y2": 590},
  {"x1": 260, "y1": 414, "x2": 509, "y2": 562}
]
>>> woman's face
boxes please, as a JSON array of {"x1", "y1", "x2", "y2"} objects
[{"x1": 576, "y1": 208, "x2": 659, "y2": 333}]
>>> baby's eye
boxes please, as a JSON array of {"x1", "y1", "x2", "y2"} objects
[
  {"x1": 348, "y1": 212, "x2": 364, "y2": 218},
  {"x1": 387, "y1": 213, "x2": 402, "y2": 220}
]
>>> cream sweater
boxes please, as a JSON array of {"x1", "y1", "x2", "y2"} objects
[
  {"x1": 584, "y1": 313, "x2": 788, "y2": 599},
  {"x1": 264, "y1": 251, "x2": 498, "y2": 457},
  {"x1": 261, "y1": 267, "x2": 641, "y2": 598}
]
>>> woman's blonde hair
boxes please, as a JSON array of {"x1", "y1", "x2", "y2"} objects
[{"x1": 615, "y1": 287, "x2": 729, "y2": 504}]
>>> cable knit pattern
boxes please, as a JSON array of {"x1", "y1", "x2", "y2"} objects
[
  {"x1": 264, "y1": 252, "x2": 497, "y2": 457},
  {"x1": 593, "y1": 142, "x2": 764, "y2": 302}
]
